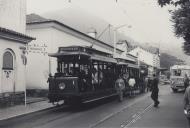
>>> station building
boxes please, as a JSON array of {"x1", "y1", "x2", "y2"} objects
[
  {"x1": 129, "y1": 46, "x2": 160, "y2": 76},
  {"x1": 26, "y1": 14, "x2": 127, "y2": 95},
  {"x1": 0, "y1": 0, "x2": 34, "y2": 106}
]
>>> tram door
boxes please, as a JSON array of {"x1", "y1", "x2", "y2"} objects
[{"x1": 2, "y1": 50, "x2": 15, "y2": 93}]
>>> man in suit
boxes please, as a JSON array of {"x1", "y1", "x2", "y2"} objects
[{"x1": 151, "y1": 74, "x2": 160, "y2": 107}]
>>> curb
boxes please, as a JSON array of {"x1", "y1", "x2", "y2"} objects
[
  {"x1": 26, "y1": 98, "x2": 47, "y2": 104},
  {"x1": 0, "y1": 104, "x2": 66, "y2": 121}
]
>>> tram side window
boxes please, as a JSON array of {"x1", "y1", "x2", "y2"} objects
[
  {"x1": 91, "y1": 62, "x2": 107, "y2": 90},
  {"x1": 92, "y1": 65, "x2": 99, "y2": 85},
  {"x1": 174, "y1": 70, "x2": 181, "y2": 76},
  {"x1": 63, "y1": 63, "x2": 79, "y2": 76},
  {"x1": 61, "y1": 63, "x2": 90, "y2": 77}
]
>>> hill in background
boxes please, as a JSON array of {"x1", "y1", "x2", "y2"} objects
[{"x1": 160, "y1": 53, "x2": 185, "y2": 69}]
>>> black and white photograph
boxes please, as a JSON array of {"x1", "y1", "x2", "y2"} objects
[{"x1": 0, "y1": 0, "x2": 190, "y2": 128}]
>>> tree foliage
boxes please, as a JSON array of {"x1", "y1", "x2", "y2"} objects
[
  {"x1": 157, "y1": 0, "x2": 190, "y2": 55},
  {"x1": 158, "y1": 0, "x2": 190, "y2": 6}
]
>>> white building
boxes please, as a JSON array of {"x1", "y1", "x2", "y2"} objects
[
  {"x1": 0, "y1": 0, "x2": 26, "y2": 33},
  {"x1": 129, "y1": 46, "x2": 160, "y2": 76},
  {"x1": 0, "y1": 0, "x2": 33, "y2": 105},
  {"x1": 26, "y1": 14, "x2": 124, "y2": 93}
]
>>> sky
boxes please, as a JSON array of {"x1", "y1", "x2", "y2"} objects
[{"x1": 27, "y1": 0, "x2": 190, "y2": 63}]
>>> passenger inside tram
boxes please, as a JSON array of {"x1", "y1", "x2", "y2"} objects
[
  {"x1": 79, "y1": 66, "x2": 91, "y2": 92},
  {"x1": 92, "y1": 67, "x2": 98, "y2": 90}
]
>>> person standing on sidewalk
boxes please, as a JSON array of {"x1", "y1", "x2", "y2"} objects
[
  {"x1": 151, "y1": 74, "x2": 160, "y2": 107},
  {"x1": 184, "y1": 74, "x2": 189, "y2": 90},
  {"x1": 184, "y1": 84, "x2": 190, "y2": 127}
]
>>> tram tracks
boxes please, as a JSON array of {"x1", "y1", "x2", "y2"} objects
[{"x1": 121, "y1": 103, "x2": 153, "y2": 128}]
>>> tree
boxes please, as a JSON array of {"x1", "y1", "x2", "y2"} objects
[
  {"x1": 158, "y1": 0, "x2": 189, "y2": 7},
  {"x1": 157, "y1": 0, "x2": 190, "y2": 54}
]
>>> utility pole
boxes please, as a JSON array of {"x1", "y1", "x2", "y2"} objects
[{"x1": 113, "y1": 24, "x2": 130, "y2": 58}]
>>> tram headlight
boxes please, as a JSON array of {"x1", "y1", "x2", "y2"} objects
[{"x1": 58, "y1": 82, "x2": 66, "y2": 90}]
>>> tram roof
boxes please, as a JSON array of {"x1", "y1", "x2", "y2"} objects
[
  {"x1": 48, "y1": 51, "x2": 90, "y2": 57},
  {"x1": 49, "y1": 46, "x2": 117, "y2": 63},
  {"x1": 170, "y1": 65, "x2": 190, "y2": 70},
  {"x1": 114, "y1": 55, "x2": 136, "y2": 63},
  {"x1": 115, "y1": 56, "x2": 139, "y2": 68},
  {"x1": 127, "y1": 63, "x2": 139, "y2": 69},
  {"x1": 117, "y1": 62, "x2": 139, "y2": 68}
]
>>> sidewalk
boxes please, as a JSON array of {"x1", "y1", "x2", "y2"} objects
[{"x1": 0, "y1": 97, "x2": 54, "y2": 121}]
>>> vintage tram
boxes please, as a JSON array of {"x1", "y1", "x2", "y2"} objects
[
  {"x1": 48, "y1": 46, "x2": 141, "y2": 105},
  {"x1": 48, "y1": 46, "x2": 119, "y2": 105}
]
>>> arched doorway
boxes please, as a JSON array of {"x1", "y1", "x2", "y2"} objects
[{"x1": 2, "y1": 49, "x2": 16, "y2": 93}]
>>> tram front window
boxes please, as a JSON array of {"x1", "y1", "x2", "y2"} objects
[{"x1": 56, "y1": 61, "x2": 90, "y2": 78}]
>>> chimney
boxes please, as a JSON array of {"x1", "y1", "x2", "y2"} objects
[{"x1": 87, "y1": 27, "x2": 97, "y2": 39}]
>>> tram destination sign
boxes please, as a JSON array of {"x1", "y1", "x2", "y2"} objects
[
  {"x1": 59, "y1": 47, "x2": 79, "y2": 52},
  {"x1": 59, "y1": 46, "x2": 89, "y2": 53}
]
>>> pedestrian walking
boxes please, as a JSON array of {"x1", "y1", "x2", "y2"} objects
[
  {"x1": 128, "y1": 75, "x2": 136, "y2": 97},
  {"x1": 115, "y1": 74, "x2": 125, "y2": 102},
  {"x1": 150, "y1": 74, "x2": 160, "y2": 107},
  {"x1": 144, "y1": 76, "x2": 149, "y2": 92},
  {"x1": 122, "y1": 73, "x2": 129, "y2": 96},
  {"x1": 184, "y1": 85, "x2": 190, "y2": 128},
  {"x1": 147, "y1": 77, "x2": 152, "y2": 92},
  {"x1": 184, "y1": 74, "x2": 189, "y2": 90}
]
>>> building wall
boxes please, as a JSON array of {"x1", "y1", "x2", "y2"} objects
[
  {"x1": 129, "y1": 47, "x2": 160, "y2": 76},
  {"x1": 0, "y1": 38, "x2": 26, "y2": 94},
  {"x1": 26, "y1": 26, "x2": 115, "y2": 89},
  {"x1": 0, "y1": 0, "x2": 26, "y2": 33},
  {"x1": 153, "y1": 54, "x2": 160, "y2": 68},
  {"x1": 129, "y1": 47, "x2": 154, "y2": 66}
]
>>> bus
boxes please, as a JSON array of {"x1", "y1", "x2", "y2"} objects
[{"x1": 170, "y1": 65, "x2": 190, "y2": 92}]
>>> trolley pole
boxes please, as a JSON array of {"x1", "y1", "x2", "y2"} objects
[{"x1": 113, "y1": 24, "x2": 129, "y2": 58}]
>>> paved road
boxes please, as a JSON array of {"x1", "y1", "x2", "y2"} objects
[
  {"x1": 0, "y1": 84, "x2": 187, "y2": 128},
  {"x1": 95, "y1": 85, "x2": 187, "y2": 128},
  {"x1": 127, "y1": 85, "x2": 188, "y2": 128}
]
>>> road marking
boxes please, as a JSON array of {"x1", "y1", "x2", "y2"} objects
[{"x1": 122, "y1": 103, "x2": 153, "y2": 128}]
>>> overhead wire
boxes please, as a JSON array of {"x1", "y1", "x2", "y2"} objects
[{"x1": 115, "y1": 0, "x2": 155, "y2": 44}]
